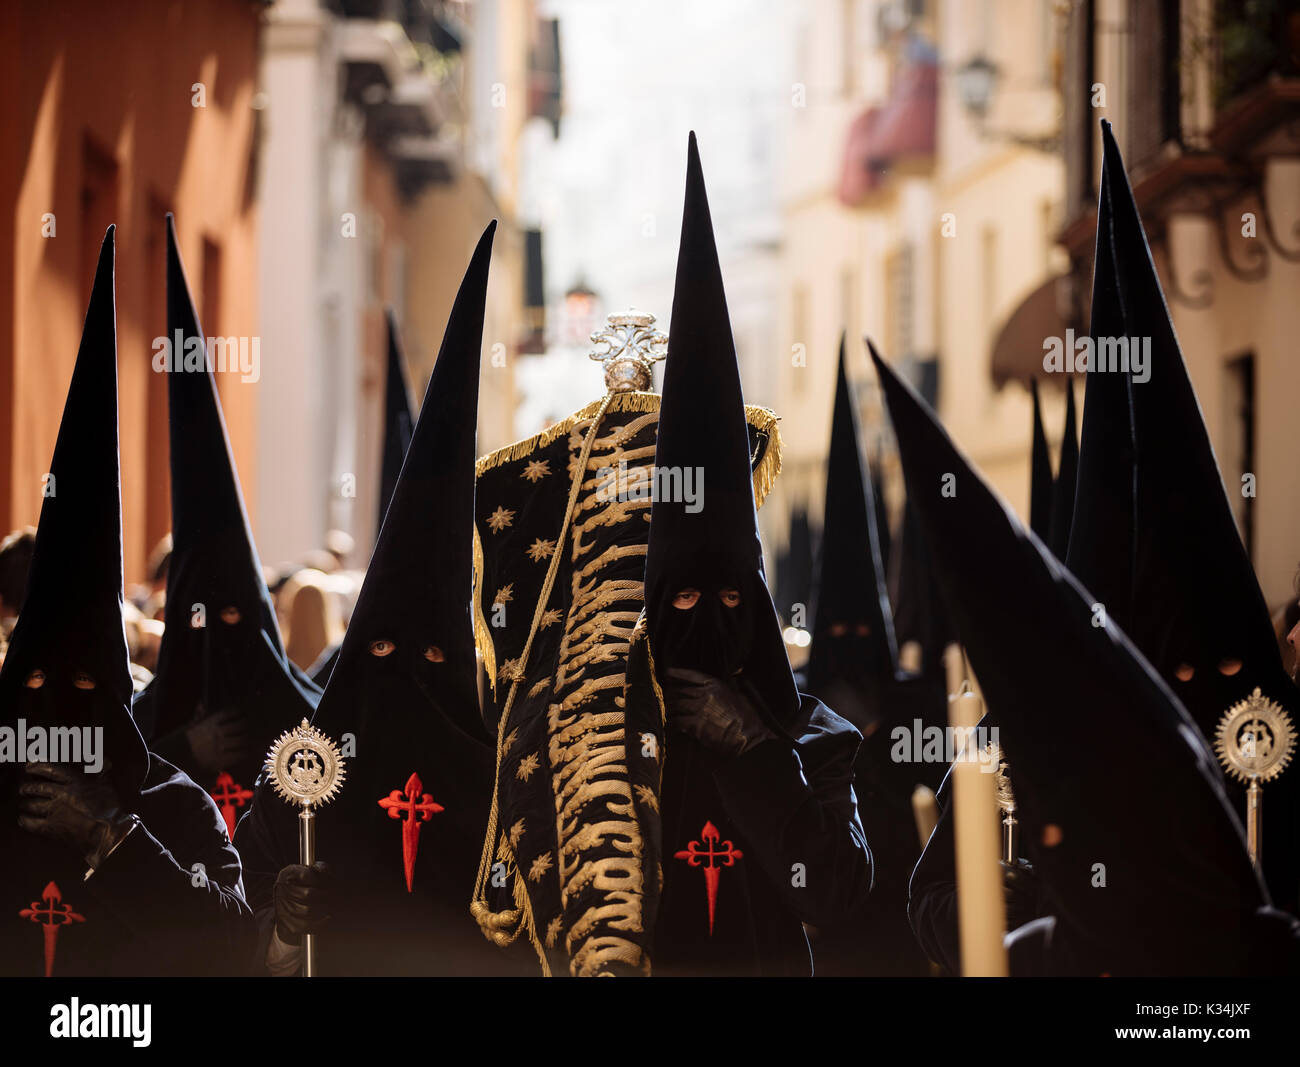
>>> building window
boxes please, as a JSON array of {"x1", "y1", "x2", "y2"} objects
[
  {"x1": 80, "y1": 136, "x2": 118, "y2": 308},
  {"x1": 1125, "y1": 0, "x2": 1183, "y2": 168},
  {"x1": 885, "y1": 242, "x2": 914, "y2": 360}
]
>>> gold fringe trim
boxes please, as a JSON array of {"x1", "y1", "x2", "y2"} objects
[
  {"x1": 474, "y1": 391, "x2": 783, "y2": 508},
  {"x1": 475, "y1": 392, "x2": 662, "y2": 476}
]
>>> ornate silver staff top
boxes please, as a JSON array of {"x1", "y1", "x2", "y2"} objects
[
  {"x1": 263, "y1": 718, "x2": 345, "y2": 977},
  {"x1": 986, "y1": 741, "x2": 1019, "y2": 865},
  {"x1": 1215, "y1": 687, "x2": 1295, "y2": 785},
  {"x1": 265, "y1": 718, "x2": 346, "y2": 809},
  {"x1": 588, "y1": 310, "x2": 667, "y2": 394},
  {"x1": 986, "y1": 742, "x2": 1016, "y2": 816}
]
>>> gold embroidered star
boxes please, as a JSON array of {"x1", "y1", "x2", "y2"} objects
[
  {"x1": 522, "y1": 459, "x2": 551, "y2": 482},
  {"x1": 526, "y1": 538, "x2": 556, "y2": 562},
  {"x1": 493, "y1": 583, "x2": 514, "y2": 606},
  {"x1": 545, "y1": 915, "x2": 563, "y2": 948},
  {"x1": 540, "y1": 608, "x2": 563, "y2": 629},
  {"x1": 502, "y1": 727, "x2": 519, "y2": 754},
  {"x1": 516, "y1": 752, "x2": 540, "y2": 781},
  {"x1": 634, "y1": 784, "x2": 659, "y2": 813},
  {"x1": 498, "y1": 657, "x2": 523, "y2": 683},
  {"x1": 487, "y1": 506, "x2": 516, "y2": 533},
  {"x1": 528, "y1": 852, "x2": 553, "y2": 882},
  {"x1": 508, "y1": 818, "x2": 526, "y2": 849}
]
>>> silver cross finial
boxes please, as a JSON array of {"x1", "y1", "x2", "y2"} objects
[{"x1": 588, "y1": 309, "x2": 668, "y2": 393}]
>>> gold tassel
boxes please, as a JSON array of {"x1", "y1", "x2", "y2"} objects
[{"x1": 745, "y1": 405, "x2": 783, "y2": 509}]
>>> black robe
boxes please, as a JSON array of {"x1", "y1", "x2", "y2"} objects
[
  {"x1": 653, "y1": 701, "x2": 871, "y2": 975},
  {"x1": 233, "y1": 724, "x2": 536, "y2": 977},
  {"x1": 810, "y1": 675, "x2": 942, "y2": 976},
  {"x1": 616, "y1": 630, "x2": 872, "y2": 976},
  {"x1": 3, "y1": 754, "x2": 253, "y2": 977}
]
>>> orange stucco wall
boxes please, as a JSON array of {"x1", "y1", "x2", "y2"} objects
[{"x1": 1, "y1": 0, "x2": 262, "y2": 583}]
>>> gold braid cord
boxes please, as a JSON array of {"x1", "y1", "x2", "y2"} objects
[
  {"x1": 471, "y1": 394, "x2": 615, "y2": 973},
  {"x1": 548, "y1": 410, "x2": 656, "y2": 976}
]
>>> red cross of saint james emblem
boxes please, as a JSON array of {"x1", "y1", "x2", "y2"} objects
[
  {"x1": 673, "y1": 820, "x2": 743, "y2": 935},
  {"x1": 377, "y1": 771, "x2": 445, "y2": 892}
]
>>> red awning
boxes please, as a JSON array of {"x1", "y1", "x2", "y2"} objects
[{"x1": 839, "y1": 56, "x2": 937, "y2": 206}]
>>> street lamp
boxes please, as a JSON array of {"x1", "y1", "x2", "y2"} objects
[
  {"x1": 955, "y1": 54, "x2": 999, "y2": 122},
  {"x1": 955, "y1": 51, "x2": 1059, "y2": 153}
]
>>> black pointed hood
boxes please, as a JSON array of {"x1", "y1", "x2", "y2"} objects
[
  {"x1": 133, "y1": 216, "x2": 318, "y2": 772},
  {"x1": 870, "y1": 459, "x2": 892, "y2": 578},
  {"x1": 870, "y1": 341, "x2": 1269, "y2": 974},
  {"x1": 312, "y1": 221, "x2": 496, "y2": 752},
  {"x1": 806, "y1": 338, "x2": 898, "y2": 694},
  {"x1": 0, "y1": 229, "x2": 148, "y2": 795},
  {"x1": 645, "y1": 133, "x2": 800, "y2": 727},
  {"x1": 1047, "y1": 380, "x2": 1078, "y2": 558},
  {"x1": 1070, "y1": 124, "x2": 1294, "y2": 739},
  {"x1": 379, "y1": 310, "x2": 415, "y2": 536},
  {"x1": 775, "y1": 506, "x2": 815, "y2": 627},
  {"x1": 891, "y1": 494, "x2": 953, "y2": 681},
  {"x1": 1063, "y1": 139, "x2": 1138, "y2": 632},
  {"x1": 236, "y1": 226, "x2": 498, "y2": 947},
  {"x1": 1028, "y1": 379, "x2": 1054, "y2": 541}
]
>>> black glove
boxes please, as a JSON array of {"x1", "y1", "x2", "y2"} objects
[
  {"x1": 17, "y1": 762, "x2": 134, "y2": 867},
  {"x1": 664, "y1": 668, "x2": 777, "y2": 758},
  {"x1": 185, "y1": 707, "x2": 252, "y2": 777},
  {"x1": 1002, "y1": 858, "x2": 1039, "y2": 932},
  {"x1": 274, "y1": 862, "x2": 333, "y2": 945}
]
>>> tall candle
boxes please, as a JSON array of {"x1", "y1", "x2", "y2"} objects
[{"x1": 949, "y1": 681, "x2": 1008, "y2": 977}]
